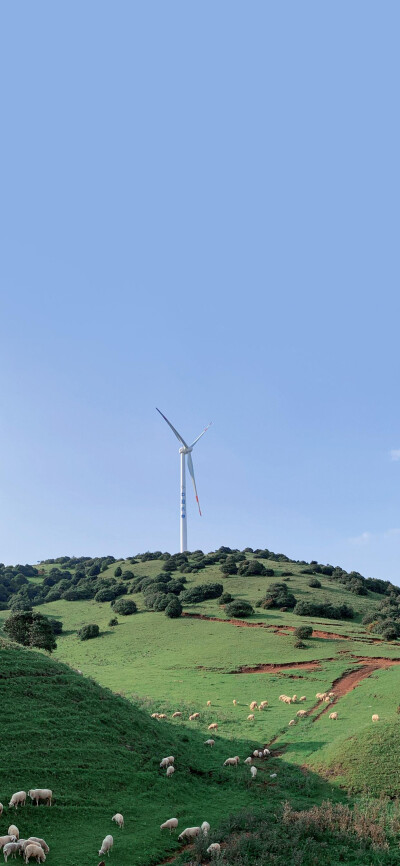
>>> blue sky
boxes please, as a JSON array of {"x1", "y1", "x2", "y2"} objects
[{"x1": 1, "y1": 2, "x2": 399, "y2": 580}]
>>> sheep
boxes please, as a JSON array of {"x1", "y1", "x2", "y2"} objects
[
  {"x1": 316, "y1": 692, "x2": 327, "y2": 700},
  {"x1": 223, "y1": 756, "x2": 240, "y2": 766},
  {"x1": 27, "y1": 789, "x2": 52, "y2": 807},
  {"x1": 247, "y1": 714, "x2": 255, "y2": 721},
  {"x1": 207, "y1": 843, "x2": 221, "y2": 857},
  {"x1": 204, "y1": 739, "x2": 215, "y2": 747},
  {"x1": 7, "y1": 827, "x2": 18, "y2": 841},
  {"x1": 158, "y1": 714, "x2": 167, "y2": 719},
  {"x1": 24, "y1": 844, "x2": 45, "y2": 864},
  {"x1": 8, "y1": 792, "x2": 26, "y2": 809},
  {"x1": 166, "y1": 765, "x2": 175, "y2": 777},
  {"x1": 372, "y1": 714, "x2": 380, "y2": 722},
  {"x1": 244, "y1": 757, "x2": 252, "y2": 764},
  {"x1": 270, "y1": 773, "x2": 277, "y2": 779},
  {"x1": 252, "y1": 750, "x2": 259, "y2": 757},
  {"x1": 232, "y1": 699, "x2": 237, "y2": 705},
  {"x1": 111, "y1": 813, "x2": 124, "y2": 829},
  {"x1": 259, "y1": 701, "x2": 268, "y2": 710},
  {"x1": 151, "y1": 713, "x2": 160, "y2": 719},
  {"x1": 3, "y1": 842, "x2": 20, "y2": 861},
  {"x1": 189, "y1": 713, "x2": 200, "y2": 721},
  {"x1": 292, "y1": 695, "x2": 297, "y2": 703},
  {"x1": 208, "y1": 723, "x2": 218, "y2": 730},
  {"x1": 27, "y1": 840, "x2": 49, "y2": 855},
  {"x1": 329, "y1": 712, "x2": 338, "y2": 720},
  {"x1": 98, "y1": 835, "x2": 113, "y2": 856},
  {"x1": 250, "y1": 766, "x2": 257, "y2": 778},
  {"x1": 299, "y1": 696, "x2": 306, "y2": 702},
  {"x1": 263, "y1": 748, "x2": 270, "y2": 756},
  {"x1": 167, "y1": 756, "x2": 175, "y2": 764},
  {"x1": 178, "y1": 827, "x2": 200, "y2": 842},
  {"x1": 288, "y1": 719, "x2": 296, "y2": 726},
  {"x1": 0, "y1": 839, "x2": 16, "y2": 852},
  {"x1": 257, "y1": 751, "x2": 263, "y2": 759},
  {"x1": 249, "y1": 701, "x2": 258, "y2": 711},
  {"x1": 160, "y1": 818, "x2": 178, "y2": 833},
  {"x1": 324, "y1": 696, "x2": 332, "y2": 703},
  {"x1": 172, "y1": 712, "x2": 182, "y2": 718},
  {"x1": 328, "y1": 692, "x2": 335, "y2": 698},
  {"x1": 206, "y1": 701, "x2": 211, "y2": 706},
  {"x1": 160, "y1": 758, "x2": 171, "y2": 768},
  {"x1": 296, "y1": 710, "x2": 307, "y2": 718},
  {"x1": 201, "y1": 821, "x2": 210, "y2": 836}
]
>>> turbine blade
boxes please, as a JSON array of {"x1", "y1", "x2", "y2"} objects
[
  {"x1": 189, "y1": 421, "x2": 212, "y2": 449},
  {"x1": 156, "y1": 408, "x2": 188, "y2": 447},
  {"x1": 187, "y1": 452, "x2": 201, "y2": 515}
]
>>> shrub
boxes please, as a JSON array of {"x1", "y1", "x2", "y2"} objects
[
  {"x1": 294, "y1": 600, "x2": 354, "y2": 620},
  {"x1": 94, "y1": 586, "x2": 122, "y2": 603},
  {"x1": 108, "y1": 617, "x2": 119, "y2": 626},
  {"x1": 4, "y1": 611, "x2": 57, "y2": 652},
  {"x1": 78, "y1": 624, "x2": 100, "y2": 641},
  {"x1": 180, "y1": 583, "x2": 223, "y2": 604},
  {"x1": 112, "y1": 598, "x2": 137, "y2": 616},
  {"x1": 220, "y1": 562, "x2": 238, "y2": 575},
  {"x1": 294, "y1": 640, "x2": 306, "y2": 648},
  {"x1": 381, "y1": 626, "x2": 398, "y2": 641},
  {"x1": 308, "y1": 578, "x2": 321, "y2": 588},
  {"x1": 237, "y1": 560, "x2": 267, "y2": 576},
  {"x1": 114, "y1": 566, "x2": 122, "y2": 577},
  {"x1": 295, "y1": 625, "x2": 313, "y2": 639},
  {"x1": 122, "y1": 570, "x2": 134, "y2": 580},
  {"x1": 260, "y1": 583, "x2": 297, "y2": 610},
  {"x1": 165, "y1": 597, "x2": 183, "y2": 618},
  {"x1": 219, "y1": 592, "x2": 233, "y2": 605},
  {"x1": 225, "y1": 600, "x2": 254, "y2": 618}
]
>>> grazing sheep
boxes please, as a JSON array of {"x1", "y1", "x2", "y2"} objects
[
  {"x1": 151, "y1": 713, "x2": 160, "y2": 719},
  {"x1": 111, "y1": 813, "x2": 124, "y2": 829},
  {"x1": 27, "y1": 840, "x2": 49, "y2": 855},
  {"x1": 252, "y1": 750, "x2": 259, "y2": 757},
  {"x1": 28, "y1": 789, "x2": 52, "y2": 807},
  {"x1": 324, "y1": 696, "x2": 332, "y2": 703},
  {"x1": 167, "y1": 756, "x2": 175, "y2": 764},
  {"x1": 316, "y1": 693, "x2": 327, "y2": 701},
  {"x1": 259, "y1": 701, "x2": 268, "y2": 710},
  {"x1": 178, "y1": 827, "x2": 200, "y2": 842},
  {"x1": 299, "y1": 696, "x2": 306, "y2": 702},
  {"x1": 292, "y1": 695, "x2": 297, "y2": 703},
  {"x1": 232, "y1": 700, "x2": 237, "y2": 705},
  {"x1": 166, "y1": 765, "x2": 175, "y2": 777},
  {"x1": 3, "y1": 842, "x2": 19, "y2": 861},
  {"x1": 270, "y1": 773, "x2": 277, "y2": 779},
  {"x1": 329, "y1": 712, "x2": 338, "y2": 720},
  {"x1": 204, "y1": 739, "x2": 215, "y2": 747},
  {"x1": 288, "y1": 719, "x2": 295, "y2": 726},
  {"x1": 247, "y1": 714, "x2": 255, "y2": 721},
  {"x1": 207, "y1": 843, "x2": 221, "y2": 857},
  {"x1": 7, "y1": 828, "x2": 18, "y2": 842},
  {"x1": 372, "y1": 714, "x2": 380, "y2": 722},
  {"x1": 206, "y1": 701, "x2": 211, "y2": 706},
  {"x1": 223, "y1": 756, "x2": 240, "y2": 766},
  {"x1": 24, "y1": 844, "x2": 45, "y2": 864},
  {"x1": 98, "y1": 835, "x2": 113, "y2": 856},
  {"x1": 263, "y1": 748, "x2": 270, "y2": 756},
  {"x1": 160, "y1": 818, "x2": 178, "y2": 833},
  {"x1": 189, "y1": 713, "x2": 200, "y2": 721},
  {"x1": 172, "y1": 712, "x2": 182, "y2": 718},
  {"x1": 257, "y1": 751, "x2": 263, "y2": 759},
  {"x1": 8, "y1": 793, "x2": 26, "y2": 810},
  {"x1": 158, "y1": 714, "x2": 167, "y2": 719},
  {"x1": 208, "y1": 723, "x2": 218, "y2": 730},
  {"x1": 0, "y1": 839, "x2": 16, "y2": 852},
  {"x1": 244, "y1": 757, "x2": 252, "y2": 764},
  {"x1": 296, "y1": 710, "x2": 307, "y2": 718},
  {"x1": 328, "y1": 692, "x2": 335, "y2": 698},
  {"x1": 250, "y1": 766, "x2": 257, "y2": 778},
  {"x1": 160, "y1": 757, "x2": 173, "y2": 768},
  {"x1": 249, "y1": 701, "x2": 258, "y2": 711},
  {"x1": 201, "y1": 821, "x2": 210, "y2": 835}
]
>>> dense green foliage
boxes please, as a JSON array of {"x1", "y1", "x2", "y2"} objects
[
  {"x1": 112, "y1": 598, "x2": 137, "y2": 615},
  {"x1": 78, "y1": 623, "x2": 100, "y2": 640},
  {"x1": 225, "y1": 600, "x2": 254, "y2": 618},
  {"x1": 4, "y1": 611, "x2": 57, "y2": 652},
  {"x1": 294, "y1": 600, "x2": 354, "y2": 619}
]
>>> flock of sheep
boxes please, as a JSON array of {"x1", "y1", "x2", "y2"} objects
[{"x1": 0, "y1": 789, "x2": 52, "y2": 862}]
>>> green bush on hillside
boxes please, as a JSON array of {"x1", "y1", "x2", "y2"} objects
[
  {"x1": 78, "y1": 623, "x2": 100, "y2": 641},
  {"x1": 219, "y1": 592, "x2": 233, "y2": 605},
  {"x1": 165, "y1": 597, "x2": 182, "y2": 618},
  {"x1": 259, "y1": 582, "x2": 297, "y2": 610},
  {"x1": 308, "y1": 578, "x2": 321, "y2": 588},
  {"x1": 225, "y1": 600, "x2": 254, "y2": 618},
  {"x1": 180, "y1": 583, "x2": 223, "y2": 604},
  {"x1": 4, "y1": 611, "x2": 57, "y2": 652},
  {"x1": 295, "y1": 625, "x2": 313, "y2": 639},
  {"x1": 114, "y1": 565, "x2": 122, "y2": 577},
  {"x1": 112, "y1": 598, "x2": 138, "y2": 616},
  {"x1": 294, "y1": 600, "x2": 354, "y2": 619}
]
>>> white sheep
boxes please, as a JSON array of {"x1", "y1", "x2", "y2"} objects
[
  {"x1": 167, "y1": 756, "x2": 175, "y2": 764},
  {"x1": 259, "y1": 701, "x2": 268, "y2": 710},
  {"x1": 8, "y1": 792, "x2": 26, "y2": 809},
  {"x1": 27, "y1": 839, "x2": 49, "y2": 854},
  {"x1": 3, "y1": 842, "x2": 20, "y2": 861},
  {"x1": 292, "y1": 695, "x2": 297, "y2": 703},
  {"x1": 372, "y1": 714, "x2": 380, "y2": 722},
  {"x1": 7, "y1": 827, "x2": 18, "y2": 841},
  {"x1": 112, "y1": 813, "x2": 124, "y2": 829},
  {"x1": 247, "y1": 714, "x2": 255, "y2": 721},
  {"x1": 249, "y1": 701, "x2": 258, "y2": 711},
  {"x1": 160, "y1": 758, "x2": 171, "y2": 768},
  {"x1": 204, "y1": 739, "x2": 215, "y2": 747},
  {"x1": 151, "y1": 713, "x2": 160, "y2": 719},
  {"x1": 178, "y1": 827, "x2": 200, "y2": 842},
  {"x1": 28, "y1": 789, "x2": 52, "y2": 807},
  {"x1": 244, "y1": 757, "x2": 252, "y2": 765},
  {"x1": 206, "y1": 701, "x2": 211, "y2": 706},
  {"x1": 166, "y1": 765, "x2": 175, "y2": 777},
  {"x1": 201, "y1": 821, "x2": 210, "y2": 835},
  {"x1": 250, "y1": 766, "x2": 257, "y2": 778},
  {"x1": 158, "y1": 714, "x2": 167, "y2": 719},
  {"x1": 252, "y1": 750, "x2": 259, "y2": 757},
  {"x1": 232, "y1": 699, "x2": 237, "y2": 705},
  {"x1": 296, "y1": 710, "x2": 307, "y2": 718},
  {"x1": 0, "y1": 838, "x2": 16, "y2": 851},
  {"x1": 329, "y1": 712, "x2": 338, "y2": 720},
  {"x1": 288, "y1": 719, "x2": 295, "y2": 726},
  {"x1": 172, "y1": 712, "x2": 182, "y2": 718},
  {"x1": 98, "y1": 834, "x2": 113, "y2": 856},
  {"x1": 24, "y1": 844, "x2": 45, "y2": 863},
  {"x1": 263, "y1": 748, "x2": 270, "y2": 756},
  {"x1": 208, "y1": 723, "x2": 218, "y2": 731},
  {"x1": 223, "y1": 756, "x2": 240, "y2": 766},
  {"x1": 299, "y1": 696, "x2": 306, "y2": 702},
  {"x1": 160, "y1": 818, "x2": 178, "y2": 833},
  {"x1": 207, "y1": 843, "x2": 221, "y2": 856},
  {"x1": 189, "y1": 713, "x2": 200, "y2": 721},
  {"x1": 270, "y1": 773, "x2": 277, "y2": 779}
]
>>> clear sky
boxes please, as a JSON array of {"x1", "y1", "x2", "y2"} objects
[{"x1": 1, "y1": 2, "x2": 399, "y2": 581}]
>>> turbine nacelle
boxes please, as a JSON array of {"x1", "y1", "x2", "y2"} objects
[{"x1": 179, "y1": 446, "x2": 192, "y2": 455}]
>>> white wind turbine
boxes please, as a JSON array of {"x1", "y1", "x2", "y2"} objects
[{"x1": 156, "y1": 408, "x2": 212, "y2": 553}]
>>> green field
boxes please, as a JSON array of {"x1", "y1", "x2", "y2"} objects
[{"x1": 1, "y1": 551, "x2": 400, "y2": 864}]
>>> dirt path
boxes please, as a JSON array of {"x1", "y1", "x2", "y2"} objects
[
  {"x1": 306, "y1": 657, "x2": 400, "y2": 720},
  {"x1": 234, "y1": 660, "x2": 324, "y2": 674},
  {"x1": 181, "y1": 612, "x2": 361, "y2": 641}
]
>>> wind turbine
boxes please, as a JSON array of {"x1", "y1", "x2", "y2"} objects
[{"x1": 156, "y1": 408, "x2": 212, "y2": 553}]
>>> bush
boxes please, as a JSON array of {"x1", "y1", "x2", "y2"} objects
[
  {"x1": 108, "y1": 617, "x2": 119, "y2": 626},
  {"x1": 225, "y1": 600, "x2": 254, "y2": 618},
  {"x1": 180, "y1": 583, "x2": 224, "y2": 604},
  {"x1": 78, "y1": 624, "x2": 100, "y2": 641},
  {"x1": 4, "y1": 611, "x2": 57, "y2": 652},
  {"x1": 294, "y1": 600, "x2": 354, "y2": 620},
  {"x1": 112, "y1": 598, "x2": 137, "y2": 616},
  {"x1": 122, "y1": 570, "x2": 134, "y2": 580},
  {"x1": 308, "y1": 578, "x2": 321, "y2": 588},
  {"x1": 294, "y1": 640, "x2": 306, "y2": 648},
  {"x1": 295, "y1": 625, "x2": 313, "y2": 639},
  {"x1": 219, "y1": 592, "x2": 233, "y2": 605},
  {"x1": 260, "y1": 583, "x2": 297, "y2": 610},
  {"x1": 220, "y1": 562, "x2": 238, "y2": 575},
  {"x1": 165, "y1": 597, "x2": 182, "y2": 618},
  {"x1": 382, "y1": 626, "x2": 397, "y2": 641},
  {"x1": 237, "y1": 560, "x2": 267, "y2": 576},
  {"x1": 114, "y1": 566, "x2": 122, "y2": 577}
]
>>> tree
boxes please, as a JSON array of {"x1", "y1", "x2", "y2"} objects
[
  {"x1": 295, "y1": 625, "x2": 313, "y2": 639},
  {"x1": 225, "y1": 600, "x2": 254, "y2": 618},
  {"x1": 220, "y1": 562, "x2": 238, "y2": 575},
  {"x1": 79, "y1": 624, "x2": 100, "y2": 640},
  {"x1": 219, "y1": 592, "x2": 233, "y2": 605},
  {"x1": 114, "y1": 566, "x2": 122, "y2": 577},
  {"x1": 4, "y1": 612, "x2": 57, "y2": 652},
  {"x1": 112, "y1": 598, "x2": 137, "y2": 616},
  {"x1": 108, "y1": 617, "x2": 119, "y2": 626},
  {"x1": 165, "y1": 597, "x2": 182, "y2": 618},
  {"x1": 308, "y1": 578, "x2": 321, "y2": 588}
]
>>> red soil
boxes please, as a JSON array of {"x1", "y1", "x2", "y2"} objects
[
  {"x1": 182, "y1": 612, "x2": 353, "y2": 641},
  {"x1": 235, "y1": 661, "x2": 324, "y2": 674}
]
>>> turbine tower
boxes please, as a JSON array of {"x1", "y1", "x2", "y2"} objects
[{"x1": 156, "y1": 408, "x2": 212, "y2": 552}]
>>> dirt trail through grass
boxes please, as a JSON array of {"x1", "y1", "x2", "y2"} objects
[
  {"x1": 182, "y1": 613, "x2": 368, "y2": 642},
  {"x1": 308, "y1": 657, "x2": 400, "y2": 721}
]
